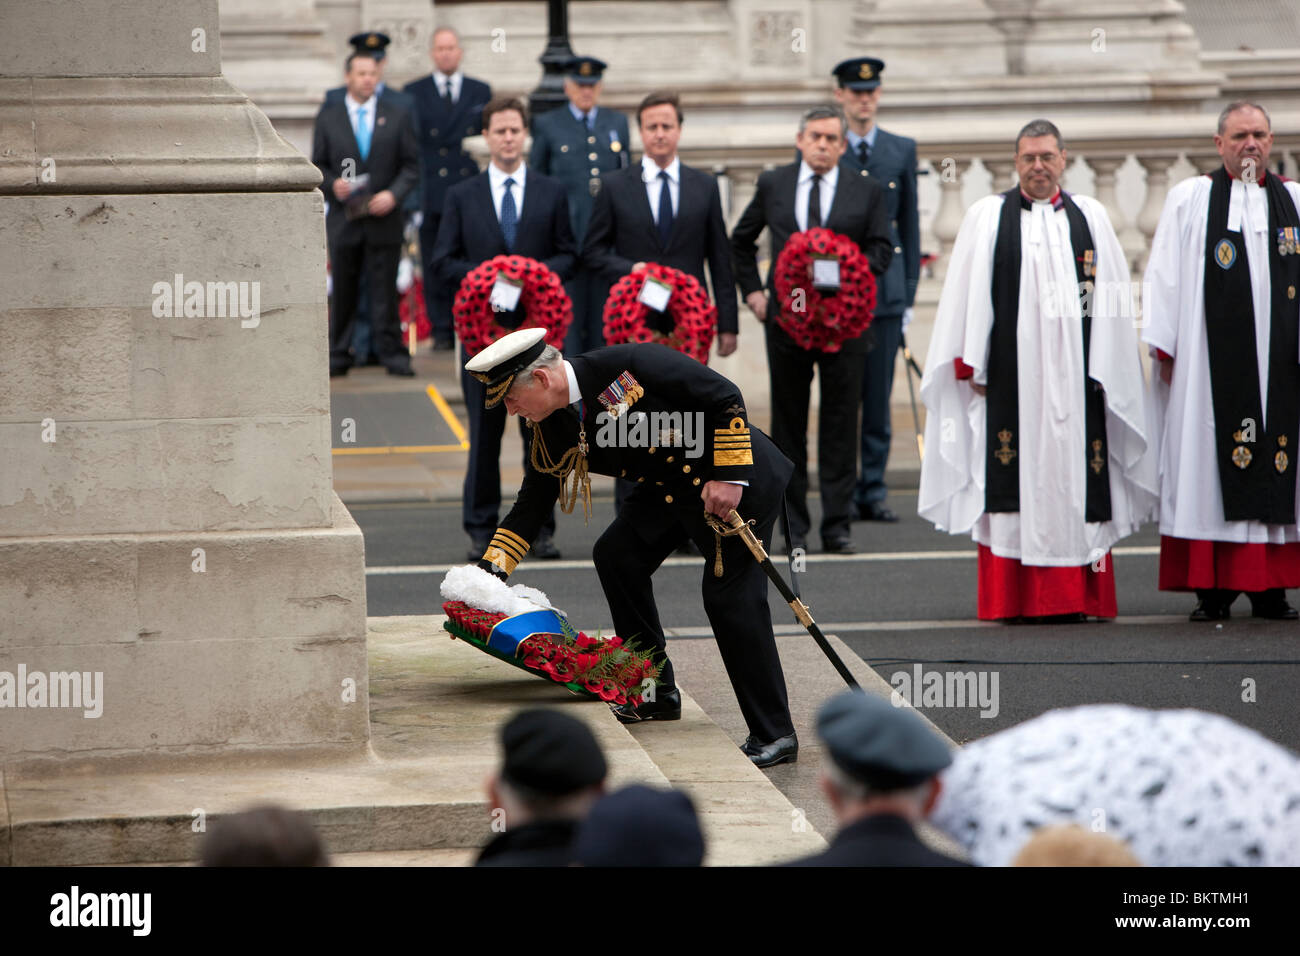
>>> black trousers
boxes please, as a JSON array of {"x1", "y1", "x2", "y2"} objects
[
  {"x1": 562, "y1": 268, "x2": 611, "y2": 355},
  {"x1": 855, "y1": 313, "x2": 903, "y2": 508},
  {"x1": 419, "y1": 216, "x2": 453, "y2": 343},
  {"x1": 329, "y1": 238, "x2": 408, "y2": 374},
  {"x1": 592, "y1": 487, "x2": 795, "y2": 743},
  {"x1": 765, "y1": 322, "x2": 865, "y2": 545},
  {"x1": 459, "y1": 347, "x2": 557, "y2": 539}
]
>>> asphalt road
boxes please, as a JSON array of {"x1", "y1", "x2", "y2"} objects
[{"x1": 353, "y1": 488, "x2": 1300, "y2": 754}]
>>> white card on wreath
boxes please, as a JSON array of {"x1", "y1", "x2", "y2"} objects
[
  {"x1": 490, "y1": 275, "x2": 524, "y2": 312},
  {"x1": 812, "y1": 257, "x2": 841, "y2": 290},
  {"x1": 638, "y1": 276, "x2": 673, "y2": 312}
]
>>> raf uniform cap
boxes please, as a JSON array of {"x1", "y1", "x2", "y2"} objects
[
  {"x1": 500, "y1": 709, "x2": 608, "y2": 796},
  {"x1": 348, "y1": 31, "x2": 392, "y2": 60},
  {"x1": 833, "y1": 56, "x2": 885, "y2": 91},
  {"x1": 464, "y1": 327, "x2": 549, "y2": 408},
  {"x1": 817, "y1": 689, "x2": 952, "y2": 791},
  {"x1": 567, "y1": 56, "x2": 608, "y2": 85}
]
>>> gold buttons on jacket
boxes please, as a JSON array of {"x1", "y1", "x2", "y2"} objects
[
  {"x1": 692, "y1": 477, "x2": 701, "y2": 486},
  {"x1": 620, "y1": 469, "x2": 627, "y2": 477},
  {"x1": 666, "y1": 455, "x2": 675, "y2": 463},
  {"x1": 895, "y1": 246, "x2": 902, "y2": 254},
  {"x1": 682, "y1": 464, "x2": 691, "y2": 473},
  {"x1": 588, "y1": 135, "x2": 596, "y2": 145},
  {"x1": 561, "y1": 144, "x2": 570, "y2": 152},
  {"x1": 637, "y1": 477, "x2": 645, "y2": 482},
  {"x1": 648, "y1": 447, "x2": 656, "y2": 454},
  {"x1": 589, "y1": 152, "x2": 598, "y2": 161},
  {"x1": 889, "y1": 180, "x2": 897, "y2": 189},
  {"x1": 664, "y1": 495, "x2": 674, "y2": 504}
]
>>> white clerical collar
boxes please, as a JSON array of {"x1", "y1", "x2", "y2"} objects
[
  {"x1": 563, "y1": 360, "x2": 581, "y2": 405},
  {"x1": 799, "y1": 160, "x2": 838, "y2": 190},
  {"x1": 642, "y1": 155, "x2": 680, "y2": 182},
  {"x1": 489, "y1": 162, "x2": 526, "y2": 189}
]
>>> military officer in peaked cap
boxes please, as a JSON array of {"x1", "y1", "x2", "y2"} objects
[
  {"x1": 783, "y1": 690, "x2": 969, "y2": 866},
  {"x1": 832, "y1": 57, "x2": 921, "y2": 525},
  {"x1": 463, "y1": 329, "x2": 800, "y2": 768},
  {"x1": 530, "y1": 57, "x2": 632, "y2": 356}
]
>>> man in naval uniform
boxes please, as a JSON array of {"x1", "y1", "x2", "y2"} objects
[
  {"x1": 832, "y1": 57, "x2": 921, "y2": 524},
  {"x1": 463, "y1": 328, "x2": 800, "y2": 768},
  {"x1": 529, "y1": 56, "x2": 632, "y2": 355}
]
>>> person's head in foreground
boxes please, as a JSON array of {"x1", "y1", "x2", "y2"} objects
[
  {"x1": 200, "y1": 804, "x2": 329, "y2": 867},
  {"x1": 572, "y1": 784, "x2": 705, "y2": 867}
]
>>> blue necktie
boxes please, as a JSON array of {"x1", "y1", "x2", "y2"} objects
[
  {"x1": 501, "y1": 178, "x2": 518, "y2": 251},
  {"x1": 657, "y1": 170, "x2": 674, "y2": 247},
  {"x1": 355, "y1": 106, "x2": 371, "y2": 162}
]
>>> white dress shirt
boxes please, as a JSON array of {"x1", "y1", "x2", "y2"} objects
[
  {"x1": 488, "y1": 162, "x2": 527, "y2": 222},
  {"x1": 795, "y1": 160, "x2": 838, "y2": 232},
  {"x1": 345, "y1": 93, "x2": 377, "y2": 142},
  {"x1": 643, "y1": 155, "x2": 680, "y2": 223},
  {"x1": 435, "y1": 71, "x2": 463, "y2": 103}
]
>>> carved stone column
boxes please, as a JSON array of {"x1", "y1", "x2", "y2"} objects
[
  {"x1": 1135, "y1": 155, "x2": 1174, "y2": 275},
  {"x1": 931, "y1": 159, "x2": 972, "y2": 281}
]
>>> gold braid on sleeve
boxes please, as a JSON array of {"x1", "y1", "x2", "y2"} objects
[{"x1": 528, "y1": 421, "x2": 592, "y2": 524}]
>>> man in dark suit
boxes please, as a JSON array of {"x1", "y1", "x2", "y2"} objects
[
  {"x1": 583, "y1": 90, "x2": 738, "y2": 358},
  {"x1": 322, "y1": 32, "x2": 419, "y2": 366},
  {"x1": 834, "y1": 57, "x2": 922, "y2": 524},
  {"x1": 783, "y1": 690, "x2": 970, "y2": 867},
  {"x1": 530, "y1": 56, "x2": 631, "y2": 355},
  {"x1": 432, "y1": 96, "x2": 575, "y2": 561},
  {"x1": 404, "y1": 26, "x2": 492, "y2": 351},
  {"x1": 464, "y1": 329, "x2": 800, "y2": 768},
  {"x1": 313, "y1": 51, "x2": 420, "y2": 377},
  {"x1": 731, "y1": 105, "x2": 892, "y2": 554}
]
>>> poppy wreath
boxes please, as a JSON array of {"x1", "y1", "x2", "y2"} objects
[
  {"x1": 454, "y1": 255, "x2": 573, "y2": 358},
  {"x1": 772, "y1": 227, "x2": 877, "y2": 352},
  {"x1": 603, "y1": 263, "x2": 716, "y2": 364},
  {"x1": 441, "y1": 601, "x2": 661, "y2": 706}
]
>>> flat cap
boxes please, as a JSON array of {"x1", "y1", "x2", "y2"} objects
[
  {"x1": 818, "y1": 689, "x2": 951, "y2": 790},
  {"x1": 500, "y1": 709, "x2": 607, "y2": 796},
  {"x1": 572, "y1": 785, "x2": 704, "y2": 866},
  {"x1": 832, "y1": 57, "x2": 885, "y2": 91},
  {"x1": 464, "y1": 327, "x2": 548, "y2": 408}
]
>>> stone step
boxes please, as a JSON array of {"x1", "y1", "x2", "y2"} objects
[{"x1": 2, "y1": 615, "x2": 825, "y2": 866}]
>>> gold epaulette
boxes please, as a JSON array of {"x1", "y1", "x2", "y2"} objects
[{"x1": 714, "y1": 416, "x2": 754, "y2": 467}]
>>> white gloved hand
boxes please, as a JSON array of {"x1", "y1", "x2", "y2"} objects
[{"x1": 902, "y1": 307, "x2": 915, "y2": 334}]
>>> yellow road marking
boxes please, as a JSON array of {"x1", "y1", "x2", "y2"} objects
[{"x1": 331, "y1": 382, "x2": 471, "y2": 455}]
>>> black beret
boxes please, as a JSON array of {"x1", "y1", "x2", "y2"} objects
[
  {"x1": 500, "y1": 709, "x2": 607, "y2": 796},
  {"x1": 817, "y1": 689, "x2": 952, "y2": 790},
  {"x1": 572, "y1": 785, "x2": 704, "y2": 866}
]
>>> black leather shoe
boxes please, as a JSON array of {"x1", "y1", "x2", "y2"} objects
[
  {"x1": 329, "y1": 366, "x2": 349, "y2": 378},
  {"x1": 1189, "y1": 600, "x2": 1231, "y2": 622},
  {"x1": 741, "y1": 732, "x2": 798, "y2": 768},
  {"x1": 610, "y1": 686, "x2": 681, "y2": 723},
  {"x1": 1250, "y1": 590, "x2": 1299, "y2": 620},
  {"x1": 822, "y1": 536, "x2": 856, "y2": 555},
  {"x1": 532, "y1": 533, "x2": 561, "y2": 560},
  {"x1": 857, "y1": 501, "x2": 899, "y2": 522},
  {"x1": 386, "y1": 365, "x2": 416, "y2": 377},
  {"x1": 467, "y1": 536, "x2": 490, "y2": 563}
]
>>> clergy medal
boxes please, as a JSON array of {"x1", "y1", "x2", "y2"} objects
[
  {"x1": 995, "y1": 428, "x2": 1016, "y2": 466},
  {"x1": 1278, "y1": 228, "x2": 1289, "y2": 257},
  {"x1": 1215, "y1": 239, "x2": 1236, "y2": 270},
  {"x1": 1232, "y1": 445, "x2": 1252, "y2": 469},
  {"x1": 1090, "y1": 439, "x2": 1105, "y2": 474},
  {"x1": 1082, "y1": 249, "x2": 1096, "y2": 278},
  {"x1": 589, "y1": 176, "x2": 602, "y2": 197},
  {"x1": 1277, "y1": 435, "x2": 1289, "y2": 474}
]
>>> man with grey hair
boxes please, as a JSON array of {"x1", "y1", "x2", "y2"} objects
[
  {"x1": 783, "y1": 689, "x2": 969, "y2": 866},
  {"x1": 918, "y1": 118, "x2": 1157, "y2": 622},
  {"x1": 1143, "y1": 101, "x2": 1300, "y2": 622},
  {"x1": 732, "y1": 105, "x2": 893, "y2": 555}
]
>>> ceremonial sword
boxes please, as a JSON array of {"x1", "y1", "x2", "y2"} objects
[
  {"x1": 900, "y1": 333, "x2": 925, "y2": 460},
  {"x1": 705, "y1": 509, "x2": 859, "y2": 688}
]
